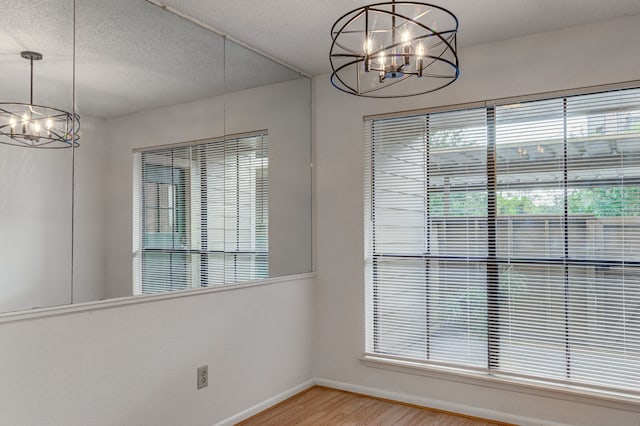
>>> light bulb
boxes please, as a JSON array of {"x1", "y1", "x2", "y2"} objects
[
  {"x1": 416, "y1": 44, "x2": 425, "y2": 77},
  {"x1": 401, "y1": 30, "x2": 410, "y2": 46},
  {"x1": 34, "y1": 122, "x2": 41, "y2": 133},
  {"x1": 379, "y1": 51, "x2": 386, "y2": 65},
  {"x1": 22, "y1": 111, "x2": 30, "y2": 123},
  {"x1": 363, "y1": 38, "x2": 373, "y2": 54},
  {"x1": 9, "y1": 116, "x2": 17, "y2": 129},
  {"x1": 363, "y1": 37, "x2": 374, "y2": 72},
  {"x1": 46, "y1": 118, "x2": 53, "y2": 130},
  {"x1": 400, "y1": 31, "x2": 411, "y2": 65}
]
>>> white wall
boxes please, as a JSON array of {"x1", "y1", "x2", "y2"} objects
[
  {"x1": 0, "y1": 144, "x2": 72, "y2": 312},
  {"x1": 0, "y1": 76, "x2": 315, "y2": 426},
  {"x1": 3, "y1": 12, "x2": 640, "y2": 426},
  {"x1": 0, "y1": 274, "x2": 314, "y2": 426},
  {"x1": 105, "y1": 77, "x2": 312, "y2": 298},
  {"x1": 0, "y1": 115, "x2": 107, "y2": 313},
  {"x1": 313, "y1": 14, "x2": 640, "y2": 426}
]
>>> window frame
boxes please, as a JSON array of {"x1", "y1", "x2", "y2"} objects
[{"x1": 364, "y1": 81, "x2": 640, "y2": 400}]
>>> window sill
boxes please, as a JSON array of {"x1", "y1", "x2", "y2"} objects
[
  {"x1": 360, "y1": 354, "x2": 640, "y2": 413},
  {"x1": 0, "y1": 272, "x2": 315, "y2": 324}
]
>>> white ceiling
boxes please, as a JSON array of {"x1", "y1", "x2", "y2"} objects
[
  {"x1": 160, "y1": 0, "x2": 640, "y2": 76},
  {"x1": 3, "y1": 1, "x2": 640, "y2": 118}
]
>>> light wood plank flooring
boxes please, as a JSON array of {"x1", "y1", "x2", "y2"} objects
[{"x1": 237, "y1": 386, "x2": 511, "y2": 425}]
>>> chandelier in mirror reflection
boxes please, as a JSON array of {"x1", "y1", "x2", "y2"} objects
[{"x1": 0, "y1": 51, "x2": 79, "y2": 149}]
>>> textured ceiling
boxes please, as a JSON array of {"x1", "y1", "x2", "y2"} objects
[
  {"x1": 3, "y1": 0, "x2": 640, "y2": 118},
  {"x1": 1, "y1": 0, "x2": 301, "y2": 118},
  {"x1": 160, "y1": 0, "x2": 640, "y2": 76}
]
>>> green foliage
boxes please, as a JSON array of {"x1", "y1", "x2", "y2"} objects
[
  {"x1": 498, "y1": 193, "x2": 543, "y2": 215},
  {"x1": 430, "y1": 192, "x2": 487, "y2": 216},
  {"x1": 568, "y1": 187, "x2": 640, "y2": 217},
  {"x1": 430, "y1": 128, "x2": 483, "y2": 149},
  {"x1": 428, "y1": 187, "x2": 640, "y2": 217}
]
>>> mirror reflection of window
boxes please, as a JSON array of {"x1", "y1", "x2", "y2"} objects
[
  {"x1": 144, "y1": 182, "x2": 180, "y2": 235},
  {"x1": 133, "y1": 133, "x2": 268, "y2": 295}
]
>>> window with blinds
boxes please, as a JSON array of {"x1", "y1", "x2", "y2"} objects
[
  {"x1": 365, "y1": 87, "x2": 640, "y2": 396},
  {"x1": 133, "y1": 133, "x2": 268, "y2": 294}
]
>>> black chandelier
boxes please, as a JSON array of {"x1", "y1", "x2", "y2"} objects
[
  {"x1": 0, "y1": 51, "x2": 79, "y2": 149},
  {"x1": 330, "y1": 1, "x2": 459, "y2": 98}
]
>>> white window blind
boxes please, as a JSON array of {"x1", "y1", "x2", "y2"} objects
[
  {"x1": 365, "y1": 87, "x2": 640, "y2": 396},
  {"x1": 133, "y1": 133, "x2": 268, "y2": 294}
]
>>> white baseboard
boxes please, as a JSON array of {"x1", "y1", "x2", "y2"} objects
[
  {"x1": 214, "y1": 379, "x2": 315, "y2": 426},
  {"x1": 214, "y1": 377, "x2": 569, "y2": 426},
  {"x1": 313, "y1": 378, "x2": 569, "y2": 426}
]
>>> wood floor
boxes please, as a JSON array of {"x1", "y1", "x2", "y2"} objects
[{"x1": 237, "y1": 386, "x2": 510, "y2": 425}]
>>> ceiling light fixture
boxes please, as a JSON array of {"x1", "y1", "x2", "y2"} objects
[
  {"x1": 0, "y1": 51, "x2": 79, "y2": 148},
  {"x1": 330, "y1": 1, "x2": 459, "y2": 98}
]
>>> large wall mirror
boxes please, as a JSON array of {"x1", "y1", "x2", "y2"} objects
[{"x1": 0, "y1": 0, "x2": 312, "y2": 313}]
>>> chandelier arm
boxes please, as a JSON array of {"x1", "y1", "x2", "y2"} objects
[
  {"x1": 334, "y1": 29, "x2": 393, "y2": 35},
  {"x1": 329, "y1": 14, "x2": 369, "y2": 78},
  {"x1": 330, "y1": 49, "x2": 458, "y2": 81},
  {"x1": 331, "y1": 7, "x2": 458, "y2": 65},
  {"x1": 358, "y1": 74, "x2": 458, "y2": 98},
  {"x1": 426, "y1": 34, "x2": 458, "y2": 74},
  {"x1": 331, "y1": 54, "x2": 459, "y2": 97},
  {"x1": 330, "y1": 5, "x2": 439, "y2": 54},
  {"x1": 363, "y1": 7, "x2": 458, "y2": 54},
  {"x1": 1, "y1": 136, "x2": 79, "y2": 149},
  {"x1": 330, "y1": 8, "x2": 366, "y2": 48},
  {"x1": 419, "y1": 42, "x2": 457, "y2": 74},
  {"x1": 360, "y1": 4, "x2": 458, "y2": 31},
  {"x1": 334, "y1": 25, "x2": 455, "y2": 38},
  {"x1": 329, "y1": 30, "x2": 457, "y2": 59},
  {"x1": 331, "y1": 56, "x2": 415, "y2": 96},
  {"x1": 0, "y1": 140, "x2": 29, "y2": 148},
  {"x1": 0, "y1": 103, "x2": 80, "y2": 148},
  {"x1": 332, "y1": 1, "x2": 458, "y2": 31},
  {"x1": 332, "y1": 24, "x2": 457, "y2": 62},
  {"x1": 359, "y1": 71, "x2": 415, "y2": 95},
  {"x1": 330, "y1": 4, "x2": 370, "y2": 38},
  {"x1": 332, "y1": 29, "x2": 457, "y2": 58},
  {"x1": 330, "y1": 58, "x2": 367, "y2": 94}
]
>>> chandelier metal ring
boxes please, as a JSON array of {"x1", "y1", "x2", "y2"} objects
[
  {"x1": 0, "y1": 103, "x2": 80, "y2": 149},
  {"x1": 330, "y1": 1, "x2": 460, "y2": 98},
  {"x1": 0, "y1": 51, "x2": 80, "y2": 149}
]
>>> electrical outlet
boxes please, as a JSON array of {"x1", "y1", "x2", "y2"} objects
[{"x1": 197, "y1": 365, "x2": 208, "y2": 389}]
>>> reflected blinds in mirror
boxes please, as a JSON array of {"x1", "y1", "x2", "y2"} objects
[
  {"x1": 365, "y1": 87, "x2": 640, "y2": 395},
  {"x1": 133, "y1": 134, "x2": 268, "y2": 294}
]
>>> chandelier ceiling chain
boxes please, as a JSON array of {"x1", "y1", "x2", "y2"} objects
[
  {"x1": 330, "y1": 0, "x2": 460, "y2": 98},
  {"x1": 0, "y1": 51, "x2": 80, "y2": 149}
]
